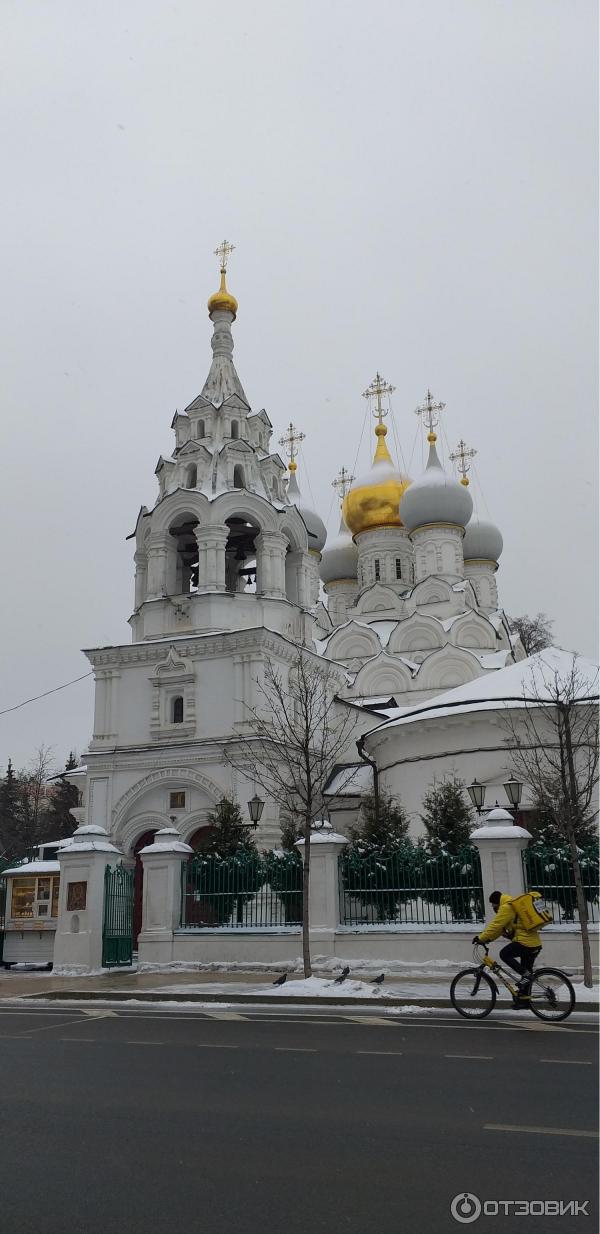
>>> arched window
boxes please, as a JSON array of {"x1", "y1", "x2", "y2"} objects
[
  {"x1": 196, "y1": 419, "x2": 205, "y2": 439},
  {"x1": 374, "y1": 559, "x2": 381, "y2": 581},
  {"x1": 231, "y1": 420, "x2": 239, "y2": 440},
  {"x1": 172, "y1": 696, "x2": 184, "y2": 724},
  {"x1": 233, "y1": 465, "x2": 245, "y2": 489},
  {"x1": 186, "y1": 465, "x2": 197, "y2": 489},
  {"x1": 395, "y1": 558, "x2": 402, "y2": 580}
]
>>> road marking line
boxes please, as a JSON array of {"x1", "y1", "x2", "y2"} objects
[
  {"x1": 346, "y1": 1016, "x2": 397, "y2": 1026},
  {"x1": 204, "y1": 1011, "x2": 248, "y2": 1021},
  {"x1": 125, "y1": 1040, "x2": 165, "y2": 1046},
  {"x1": 485, "y1": 1123, "x2": 599, "y2": 1139},
  {"x1": 539, "y1": 1058, "x2": 594, "y2": 1065},
  {"x1": 196, "y1": 1043, "x2": 239, "y2": 1049},
  {"x1": 274, "y1": 1047, "x2": 316, "y2": 1053},
  {"x1": 357, "y1": 1050, "x2": 403, "y2": 1056},
  {"x1": 445, "y1": 1054, "x2": 494, "y2": 1060},
  {"x1": 5, "y1": 1017, "x2": 88, "y2": 1037}
]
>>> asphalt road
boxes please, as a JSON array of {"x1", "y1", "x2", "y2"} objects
[{"x1": 0, "y1": 1004, "x2": 596, "y2": 1234}]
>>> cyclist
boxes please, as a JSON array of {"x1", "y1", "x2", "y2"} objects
[{"x1": 473, "y1": 891, "x2": 542, "y2": 1007}]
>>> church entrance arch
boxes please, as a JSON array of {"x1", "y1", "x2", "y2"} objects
[{"x1": 133, "y1": 829, "x2": 157, "y2": 945}]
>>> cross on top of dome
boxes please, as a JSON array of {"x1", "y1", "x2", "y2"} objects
[
  {"x1": 450, "y1": 438, "x2": 478, "y2": 486},
  {"x1": 332, "y1": 466, "x2": 355, "y2": 504},
  {"x1": 214, "y1": 239, "x2": 235, "y2": 272},
  {"x1": 362, "y1": 372, "x2": 396, "y2": 427},
  {"x1": 414, "y1": 389, "x2": 446, "y2": 441},
  {"x1": 279, "y1": 422, "x2": 306, "y2": 473}
]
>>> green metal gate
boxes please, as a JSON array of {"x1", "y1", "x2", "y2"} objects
[{"x1": 102, "y1": 864, "x2": 135, "y2": 968}]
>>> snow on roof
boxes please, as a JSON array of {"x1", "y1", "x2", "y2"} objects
[
  {"x1": 3, "y1": 860, "x2": 61, "y2": 876},
  {"x1": 365, "y1": 620, "x2": 397, "y2": 647},
  {"x1": 364, "y1": 648, "x2": 599, "y2": 736},
  {"x1": 324, "y1": 763, "x2": 373, "y2": 797}
]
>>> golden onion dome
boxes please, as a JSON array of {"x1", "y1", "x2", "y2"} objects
[
  {"x1": 343, "y1": 423, "x2": 411, "y2": 535},
  {"x1": 207, "y1": 269, "x2": 238, "y2": 319}
]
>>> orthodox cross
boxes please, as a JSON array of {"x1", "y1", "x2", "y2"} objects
[
  {"x1": 332, "y1": 466, "x2": 355, "y2": 503},
  {"x1": 450, "y1": 438, "x2": 477, "y2": 486},
  {"x1": 414, "y1": 389, "x2": 446, "y2": 440},
  {"x1": 279, "y1": 422, "x2": 305, "y2": 471},
  {"x1": 363, "y1": 372, "x2": 396, "y2": 426},
  {"x1": 214, "y1": 240, "x2": 235, "y2": 273}
]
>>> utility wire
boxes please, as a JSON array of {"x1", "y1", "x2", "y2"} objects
[{"x1": 0, "y1": 673, "x2": 93, "y2": 718}]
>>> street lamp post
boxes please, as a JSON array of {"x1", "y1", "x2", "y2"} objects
[
  {"x1": 503, "y1": 777, "x2": 523, "y2": 822},
  {"x1": 247, "y1": 793, "x2": 265, "y2": 829},
  {"x1": 466, "y1": 779, "x2": 487, "y2": 815}
]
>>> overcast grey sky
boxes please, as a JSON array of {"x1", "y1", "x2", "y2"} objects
[{"x1": 0, "y1": 0, "x2": 597, "y2": 772}]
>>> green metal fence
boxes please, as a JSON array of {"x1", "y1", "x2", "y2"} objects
[
  {"x1": 339, "y1": 845, "x2": 484, "y2": 925},
  {"x1": 180, "y1": 850, "x2": 303, "y2": 929},
  {"x1": 102, "y1": 864, "x2": 135, "y2": 967},
  {"x1": 523, "y1": 845, "x2": 599, "y2": 924}
]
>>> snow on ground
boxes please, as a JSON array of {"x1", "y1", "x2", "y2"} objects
[
  {"x1": 571, "y1": 983, "x2": 600, "y2": 1003},
  {"x1": 144, "y1": 977, "x2": 386, "y2": 999}
]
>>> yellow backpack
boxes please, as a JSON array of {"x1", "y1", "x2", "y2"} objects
[{"x1": 510, "y1": 891, "x2": 552, "y2": 931}]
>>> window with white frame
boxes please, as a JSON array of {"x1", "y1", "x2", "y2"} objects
[{"x1": 11, "y1": 875, "x2": 60, "y2": 920}]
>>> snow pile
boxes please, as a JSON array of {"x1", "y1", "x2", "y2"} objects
[{"x1": 269, "y1": 976, "x2": 383, "y2": 999}]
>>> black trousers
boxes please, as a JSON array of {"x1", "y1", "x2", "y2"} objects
[{"x1": 499, "y1": 941, "x2": 541, "y2": 981}]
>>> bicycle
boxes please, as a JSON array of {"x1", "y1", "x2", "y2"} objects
[{"x1": 450, "y1": 943, "x2": 576, "y2": 1022}]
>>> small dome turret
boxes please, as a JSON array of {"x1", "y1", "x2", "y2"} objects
[
  {"x1": 208, "y1": 240, "x2": 238, "y2": 319},
  {"x1": 399, "y1": 437, "x2": 473, "y2": 532},
  {"x1": 320, "y1": 514, "x2": 358, "y2": 584},
  {"x1": 285, "y1": 465, "x2": 327, "y2": 553},
  {"x1": 462, "y1": 514, "x2": 503, "y2": 563}
]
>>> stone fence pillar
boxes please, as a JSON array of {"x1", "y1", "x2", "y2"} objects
[
  {"x1": 53, "y1": 825, "x2": 123, "y2": 974},
  {"x1": 471, "y1": 807, "x2": 532, "y2": 908},
  {"x1": 296, "y1": 823, "x2": 348, "y2": 957},
  {"x1": 137, "y1": 826, "x2": 192, "y2": 966}
]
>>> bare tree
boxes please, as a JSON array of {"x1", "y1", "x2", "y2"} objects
[
  {"x1": 502, "y1": 656, "x2": 598, "y2": 987},
  {"x1": 509, "y1": 612, "x2": 554, "y2": 657},
  {"x1": 226, "y1": 650, "x2": 358, "y2": 977}
]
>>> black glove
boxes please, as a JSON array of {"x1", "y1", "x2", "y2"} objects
[{"x1": 472, "y1": 935, "x2": 482, "y2": 944}]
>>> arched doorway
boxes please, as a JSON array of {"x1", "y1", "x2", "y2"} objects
[
  {"x1": 132, "y1": 829, "x2": 157, "y2": 946},
  {"x1": 188, "y1": 825, "x2": 217, "y2": 852}
]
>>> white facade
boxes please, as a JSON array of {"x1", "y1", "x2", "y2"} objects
[{"x1": 68, "y1": 264, "x2": 532, "y2": 865}]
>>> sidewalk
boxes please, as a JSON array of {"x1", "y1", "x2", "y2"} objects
[{"x1": 1, "y1": 968, "x2": 598, "y2": 1011}]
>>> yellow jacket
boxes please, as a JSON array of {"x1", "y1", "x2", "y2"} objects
[{"x1": 478, "y1": 893, "x2": 542, "y2": 949}]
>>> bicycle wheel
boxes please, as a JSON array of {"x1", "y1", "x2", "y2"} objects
[
  {"x1": 529, "y1": 968, "x2": 576, "y2": 1022},
  {"x1": 450, "y1": 967, "x2": 497, "y2": 1019}
]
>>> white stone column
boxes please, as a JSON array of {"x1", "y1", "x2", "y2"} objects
[
  {"x1": 146, "y1": 533, "x2": 170, "y2": 598},
  {"x1": 137, "y1": 826, "x2": 192, "y2": 966},
  {"x1": 133, "y1": 550, "x2": 148, "y2": 608},
  {"x1": 256, "y1": 532, "x2": 287, "y2": 597},
  {"x1": 296, "y1": 824, "x2": 348, "y2": 956},
  {"x1": 471, "y1": 807, "x2": 532, "y2": 906},
  {"x1": 53, "y1": 825, "x2": 123, "y2": 975},
  {"x1": 195, "y1": 525, "x2": 228, "y2": 592}
]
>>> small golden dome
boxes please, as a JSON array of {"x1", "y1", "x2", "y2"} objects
[
  {"x1": 208, "y1": 269, "x2": 238, "y2": 319},
  {"x1": 343, "y1": 425, "x2": 411, "y2": 535}
]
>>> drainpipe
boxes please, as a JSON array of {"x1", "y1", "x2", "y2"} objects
[{"x1": 357, "y1": 733, "x2": 380, "y2": 822}]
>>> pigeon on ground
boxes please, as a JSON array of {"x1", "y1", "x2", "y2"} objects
[
  {"x1": 371, "y1": 973, "x2": 385, "y2": 985},
  {"x1": 334, "y1": 966, "x2": 350, "y2": 985},
  {"x1": 272, "y1": 973, "x2": 287, "y2": 986}
]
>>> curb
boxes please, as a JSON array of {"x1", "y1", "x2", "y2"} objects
[{"x1": 15, "y1": 989, "x2": 599, "y2": 1012}]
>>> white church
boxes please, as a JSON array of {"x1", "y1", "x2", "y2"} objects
[{"x1": 66, "y1": 242, "x2": 542, "y2": 879}]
